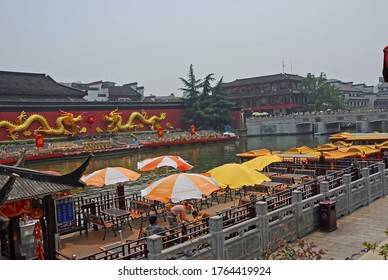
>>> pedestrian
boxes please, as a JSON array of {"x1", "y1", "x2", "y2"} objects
[{"x1": 145, "y1": 215, "x2": 166, "y2": 236}]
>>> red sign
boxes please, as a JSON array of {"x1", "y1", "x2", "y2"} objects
[
  {"x1": 190, "y1": 125, "x2": 196, "y2": 135},
  {"x1": 157, "y1": 127, "x2": 163, "y2": 138},
  {"x1": 0, "y1": 199, "x2": 32, "y2": 218},
  {"x1": 35, "y1": 134, "x2": 44, "y2": 148}
]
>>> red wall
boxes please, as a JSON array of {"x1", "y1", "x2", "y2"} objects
[{"x1": 0, "y1": 108, "x2": 186, "y2": 141}]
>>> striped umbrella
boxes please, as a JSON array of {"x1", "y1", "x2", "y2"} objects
[
  {"x1": 137, "y1": 155, "x2": 193, "y2": 172},
  {"x1": 141, "y1": 173, "x2": 219, "y2": 203},
  {"x1": 80, "y1": 167, "x2": 141, "y2": 187}
]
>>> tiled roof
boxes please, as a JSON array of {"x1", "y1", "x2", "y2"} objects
[
  {"x1": 222, "y1": 73, "x2": 304, "y2": 87},
  {"x1": 109, "y1": 86, "x2": 142, "y2": 97},
  {"x1": 0, "y1": 174, "x2": 76, "y2": 201},
  {"x1": 0, "y1": 71, "x2": 87, "y2": 101}
]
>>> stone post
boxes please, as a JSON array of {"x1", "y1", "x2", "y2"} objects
[
  {"x1": 343, "y1": 174, "x2": 352, "y2": 214},
  {"x1": 319, "y1": 181, "x2": 330, "y2": 199},
  {"x1": 146, "y1": 234, "x2": 164, "y2": 260},
  {"x1": 361, "y1": 167, "x2": 371, "y2": 205},
  {"x1": 291, "y1": 190, "x2": 303, "y2": 238},
  {"x1": 377, "y1": 162, "x2": 387, "y2": 197},
  {"x1": 255, "y1": 201, "x2": 269, "y2": 252},
  {"x1": 209, "y1": 215, "x2": 225, "y2": 260}
]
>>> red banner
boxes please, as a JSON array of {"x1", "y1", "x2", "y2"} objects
[
  {"x1": 35, "y1": 134, "x2": 44, "y2": 148},
  {"x1": 0, "y1": 199, "x2": 32, "y2": 218}
]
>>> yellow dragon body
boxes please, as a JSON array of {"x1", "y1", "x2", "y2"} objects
[
  {"x1": 0, "y1": 110, "x2": 83, "y2": 140},
  {"x1": 105, "y1": 109, "x2": 167, "y2": 132}
]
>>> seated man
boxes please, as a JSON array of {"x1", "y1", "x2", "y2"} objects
[
  {"x1": 191, "y1": 210, "x2": 209, "y2": 225},
  {"x1": 145, "y1": 215, "x2": 166, "y2": 236}
]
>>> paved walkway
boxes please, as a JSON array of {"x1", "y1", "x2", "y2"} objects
[{"x1": 304, "y1": 195, "x2": 388, "y2": 260}]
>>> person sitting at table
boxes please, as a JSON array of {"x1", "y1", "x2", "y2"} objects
[{"x1": 145, "y1": 215, "x2": 166, "y2": 236}]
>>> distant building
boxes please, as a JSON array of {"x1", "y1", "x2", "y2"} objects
[
  {"x1": 222, "y1": 73, "x2": 306, "y2": 115},
  {"x1": 328, "y1": 79, "x2": 373, "y2": 109},
  {"x1": 143, "y1": 93, "x2": 182, "y2": 102},
  {"x1": 0, "y1": 71, "x2": 86, "y2": 102},
  {"x1": 374, "y1": 80, "x2": 388, "y2": 108},
  {"x1": 69, "y1": 81, "x2": 144, "y2": 102}
]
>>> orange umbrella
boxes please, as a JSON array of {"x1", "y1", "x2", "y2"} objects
[
  {"x1": 140, "y1": 173, "x2": 219, "y2": 203},
  {"x1": 80, "y1": 167, "x2": 141, "y2": 187},
  {"x1": 137, "y1": 155, "x2": 193, "y2": 172}
]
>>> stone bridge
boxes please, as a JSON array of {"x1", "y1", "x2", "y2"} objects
[{"x1": 245, "y1": 110, "x2": 388, "y2": 136}]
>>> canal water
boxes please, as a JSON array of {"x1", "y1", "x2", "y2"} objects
[{"x1": 25, "y1": 134, "x2": 330, "y2": 194}]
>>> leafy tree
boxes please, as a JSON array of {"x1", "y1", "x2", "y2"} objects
[
  {"x1": 179, "y1": 64, "x2": 203, "y2": 125},
  {"x1": 203, "y1": 78, "x2": 235, "y2": 130},
  {"x1": 179, "y1": 65, "x2": 234, "y2": 130},
  {"x1": 302, "y1": 72, "x2": 346, "y2": 112}
]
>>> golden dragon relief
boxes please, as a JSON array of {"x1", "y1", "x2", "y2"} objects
[
  {"x1": 0, "y1": 110, "x2": 83, "y2": 140},
  {"x1": 105, "y1": 109, "x2": 167, "y2": 132}
]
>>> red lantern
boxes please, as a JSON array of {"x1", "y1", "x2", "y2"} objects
[
  {"x1": 87, "y1": 115, "x2": 95, "y2": 124},
  {"x1": 86, "y1": 115, "x2": 96, "y2": 128},
  {"x1": 190, "y1": 125, "x2": 196, "y2": 135},
  {"x1": 35, "y1": 134, "x2": 44, "y2": 148},
  {"x1": 157, "y1": 127, "x2": 163, "y2": 138}
]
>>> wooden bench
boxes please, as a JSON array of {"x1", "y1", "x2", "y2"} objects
[
  {"x1": 271, "y1": 175, "x2": 294, "y2": 185},
  {"x1": 294, "y1": 169, "x2": 316, "y2": 176},
  {"x1": 269, "y1": 167, "x2": 288, "y2": 174},
  {"x1": 129, "y1": 200, "x2": 151, "y2": 228},
  {"x1": 84, "y1": 212, "x2": 117, "y2": 240}
]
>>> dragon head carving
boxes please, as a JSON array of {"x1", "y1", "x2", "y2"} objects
[{"x1": 105, "y1": 109, "x2": 122, "y2": 132}]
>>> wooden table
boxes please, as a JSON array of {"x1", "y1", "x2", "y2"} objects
[
  {"x1": 275, "y1": 173, "x2": 308, "y2": 184},
  {"x1": 101, "y1": 208, "x2": 132, "y2": 230}
]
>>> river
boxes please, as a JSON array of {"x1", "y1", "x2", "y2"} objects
[{"x1": 24, "y1": 134, "x2": 330, "y2": 195}]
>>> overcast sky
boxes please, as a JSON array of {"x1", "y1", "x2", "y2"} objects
[{"x1": 1, "y1": 0, "x2": 387, "y2": 96}]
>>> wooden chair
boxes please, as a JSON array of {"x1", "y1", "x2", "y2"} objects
[
  {"x1": 129, "y1": 200, "x2": 151, "y2": 228},
  {"x1": 84, "y1": 212, "x2": 118, "y2": 241}
]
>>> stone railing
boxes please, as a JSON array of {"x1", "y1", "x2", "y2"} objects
[{"x1": 144, "y1": 162, "x2": 388, "y2": 260}]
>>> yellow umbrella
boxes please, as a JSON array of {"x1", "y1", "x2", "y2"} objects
[
  {"x1": 241, "y1": 154, "x2": 282, "y2": 171},
  {"x1": 207, "y1": 163, "x2": 270, "y2": 189}
]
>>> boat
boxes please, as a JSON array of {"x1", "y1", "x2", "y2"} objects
[
  {"x1": 0, "y1": 143, "x2": 142, "y2": 165},
  {"x1": 142, "y1": 134, "x2": 237, "y2": 149},
  {"x1": 236, "y1": 149, "x2": 272, "y2": 160},
  {"x1": 328, "y1": 132, "x2": 388, "y2": 145},
  {"x1": 0, "y1": 131, "x2": 237, "y2": 165}
]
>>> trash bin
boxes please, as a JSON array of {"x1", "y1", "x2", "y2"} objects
[{"x1": 319, "y1": 199, "x2": 337, "y2": 231}]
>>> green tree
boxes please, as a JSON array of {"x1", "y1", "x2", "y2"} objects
[
  {"x1": 179, "y1": 65, "x2": 234, "y2": 130},
  {"x1": 179, "y1": 64, "x2": 203, "y2": 125},
  {"x1": 302, "y1": 72, "x2": 346, "y2": 112},
  {"x1": 203, "y1": 77, "x2": 234, "y2": 130}
]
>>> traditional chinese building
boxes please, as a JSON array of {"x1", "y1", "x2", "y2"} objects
[{"x1": 222, "y1": 73, "x2": 306, "y2": 115}]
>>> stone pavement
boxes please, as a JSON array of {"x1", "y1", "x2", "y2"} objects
[{"x1": 304, "y1": 195, "x2": 388, "y2": 260}]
